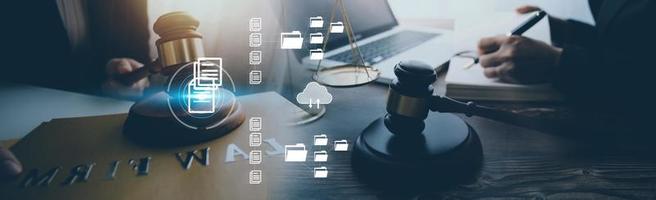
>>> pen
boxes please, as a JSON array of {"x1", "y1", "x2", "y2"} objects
[
  {"x1": 458, "y1": 10, "x2": 548, "y2": 70},
  {"x1": 507, "y1": 10, "x2": 547, "y2": 36}
]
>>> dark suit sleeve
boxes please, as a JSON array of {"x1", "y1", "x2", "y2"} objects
[
  {"x1": 549, "y1": 0, "x2": 602, "y2": 48},
  {"x1": 552, "y1": 0, "x2": 656, "y2": 117},
  {"x1": 84, "y1": 0, "x2": 151, "y2": 94},
  {"x1": 551, "y1": 44, "x2": 603, "y2": 101},
  {"x1": 549, "y1": 18, "x2": 597, "y2": 48}
]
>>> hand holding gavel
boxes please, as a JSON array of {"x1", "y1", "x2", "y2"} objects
[
  {"x1": 0, "y1": 145, "x2": 21, "y2": 179},
  {"x1": 109, "y1": 11, "x2": 206, "y2": 93},
  {"x1": 101, "y1": 58, "x2": 156, "y2": 99}
]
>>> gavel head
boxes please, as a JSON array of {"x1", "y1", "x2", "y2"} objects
[
  {"x1": 153, "y1": 11, "x2": 205, "y2": 74},
  {"x1": 385, "y1": 60, "x2": 436, "y2": 134}
]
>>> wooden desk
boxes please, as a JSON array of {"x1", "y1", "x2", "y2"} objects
[
  {"x1": 270, "y1": 71, "x2": 656, "y2": 199},
  {"x1": 0, "y1": 82, "x2": 133, "y2": 140},
  {"x1": 2, "y1": 78, "x2": 655, "y2": 199},
  {"x1": 3, "y1": 81, "x2": 654, "y2": 199}
]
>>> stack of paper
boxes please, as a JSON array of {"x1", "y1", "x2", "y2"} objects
[{"x1": 446, "y1": 57, "x2": 562, "y2": 101}]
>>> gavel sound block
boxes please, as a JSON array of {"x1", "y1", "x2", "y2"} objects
[
  {"x1": 122, "y1": 12, "x2": 244, "y2": 147},
  {"x1": 351, "y1": 61, "x2": 483, "y2": 189}
]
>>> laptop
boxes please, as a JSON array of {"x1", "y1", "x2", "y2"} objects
[{"x1": 280, "y1": 0, "x2": 455, "y2": 83}]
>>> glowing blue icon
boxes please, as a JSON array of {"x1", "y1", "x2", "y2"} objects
[{"x1": 187, "y1": 57, "x2": 222, "y2": 114}]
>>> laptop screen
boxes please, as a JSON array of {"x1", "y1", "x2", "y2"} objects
[{"x1": 277, "y1": 0, "x2": 398, "y2": 61}]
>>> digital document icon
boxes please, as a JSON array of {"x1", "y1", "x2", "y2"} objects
[
  {"x1": 249, "y1": 150, "x2": 262, "y2": 165},
  {"x1": 249, "y1": 70, "x2": 262, "y2": 85},
  {"x1": 309, "y1": 16, "x2": 324, "y2": 28},
  {"x1": 187, "y1": 57, "x2": 222, "y2": 114},
  {"x1": 309, "y1": 32, "x2": 324, "y2": 44},
  {"x1": 309, "y1": 49, "x2": 324, "y2": 60},
  {"x1": 334, "y1": 140, "x2": 349, "y2": 151},
  {"x1": 314, "y1": 151, "x2": 328, "y2": 162},
  {"x1": 249, "y1": 33, "x2": 262, "y2": 47},
  {"x1": 249, "y1": 17, "x2": 262, "y2": 32},
  {"x1": 313, "y1": 134, "x2": 328, "y2": 146},
  {"x1": 296, "y1": 82, "x2": 333, "y2": 108},
  {"x1": 249, "y1": 132, "x2": 262, "y2": 147},
  {"x1": 330, "y1": 22, "x2": 344, "y2": 33},
  {"x1": 249, "y1": 50, "x2": 262, "y2": 65},
  {"x1": 284, "y1": 143, "x2": 308, "y2": 162},
  {"x1": 187, "y1": 80, "x2": 216, "y2": 114},
  {"x1": 313, "y1": 167, "x2": 328, "y2": 178},
  {"x1": 280, "y1": 31, "x2": 303, "y2": 49},
  {"x1": 249, "y1": 117, "x2": 262, "y2": 131},
  {"x1": 249, "y1": 170, "x2": 262, "y2": 184}
]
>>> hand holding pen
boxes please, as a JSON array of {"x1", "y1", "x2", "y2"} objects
[{"x1": 473, "y1": 6, "x2": 562, "y2": 84}]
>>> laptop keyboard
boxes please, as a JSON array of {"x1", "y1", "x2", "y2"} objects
[{"x1": 327, "y1": 30, "x2": 439, "y2": 65}]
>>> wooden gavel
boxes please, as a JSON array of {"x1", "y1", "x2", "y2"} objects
[{"x1": 117, "y1": 11, "x2": 205, "y2": 85}]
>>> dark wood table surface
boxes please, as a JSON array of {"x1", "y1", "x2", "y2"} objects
[
  {"x1": 269, "y1": 69, "x2": 656, "y2": 200},
  {"x1": 2, "y1": 70, "x2": 654, "y2": 199}
]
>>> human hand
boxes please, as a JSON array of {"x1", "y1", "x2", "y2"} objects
[
  {"x1": 477, "y1": 35, "x2": 562, "y2": 83},
  {"x1": 102, "y1": 58, "x2": 150, "y2": 99},
  {"x1": 0, "y1": 146, "x2": 21, "y2": 179},
  {"x1": 516, "y1": 5, "x2": 542, "y2": 14}
]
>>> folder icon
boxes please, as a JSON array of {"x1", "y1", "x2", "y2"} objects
[
  {"x1": 313, "y1": 134, "x2": 328, "y2": 146},
  {"x1": 309, "y1": 16, "x2": 324, "y2": 28},
  {"x1": 280, "y1": 31, "x2": 303, "y2": 49},
  {"x1": 309, "y1": 32, "x2": 324, "y2": 44},
  {"x1": 284, "y1": 143, "x2": 308, "y2": 162},
  {"x1": 309, "y1": 49, "x2": 324, "y2": 60},
  {"x1": 314, "y1": 151, "x2": 328, "y2": 162},
  {"x1": 334, "y1": 140, "x2": 349, "y2": 151},
  {"x1": 313, "y1": 166, "x2": 328, "y2": 178},
  {"x1": 330, "y1": 22, "x2": 344, "y2": 33}
]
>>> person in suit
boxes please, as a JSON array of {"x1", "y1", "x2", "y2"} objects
[
  {"x1": 1, "y1": 0, "x2": 151, "y2": 98},
  {"x1": 1, "y1": 0, "x2": 151, "y2": 179},
  {"x1": 477, "y1": 1, "x2": 654, "y2": 128}
]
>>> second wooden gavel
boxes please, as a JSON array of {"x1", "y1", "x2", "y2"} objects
[{"x1": 117, "y1": 11, "x2": 205, "y2": 85}]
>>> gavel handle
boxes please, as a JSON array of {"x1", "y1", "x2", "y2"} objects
[
  {"x1": 429, "y1": 95, "x2": 520, "y2": 123},
  {"x1": 116, "y1": 60, "x2": 160, "y2": 85}
]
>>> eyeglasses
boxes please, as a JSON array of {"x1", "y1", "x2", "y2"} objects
[{"x1": 453, "y1": 51, "x2": 479, "y2": 70}]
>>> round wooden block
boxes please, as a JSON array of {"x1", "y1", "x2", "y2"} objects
[
  {"x1": 123, "y1": 90, "x2": 244, "y2": 147},
  {"x1": 351, "y1": 113, "x2": 483, "y2": 190}
]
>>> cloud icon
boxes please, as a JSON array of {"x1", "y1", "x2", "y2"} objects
[{"x1": 296, "y1": 82, "x2": 333, "y2": 108}]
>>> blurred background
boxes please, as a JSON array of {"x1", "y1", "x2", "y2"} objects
[
  {"x1": 143, "y1": 0, "x2": 594, "y2": 98},
  {"x1": 3, "y1": 0, "x2": 595, "y2": 98}
]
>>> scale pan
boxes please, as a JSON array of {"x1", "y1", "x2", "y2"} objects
[{"x1": 313, "y1": 65, "x2": 380, "y2": 87}]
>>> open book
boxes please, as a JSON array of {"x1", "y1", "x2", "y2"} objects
[{"x1": 446, "y1": 12, "x2": 562, "y2": 101}]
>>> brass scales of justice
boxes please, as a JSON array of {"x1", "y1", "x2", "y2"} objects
[
  {"x1": 312, "y1": 0, "x2": 380, "y2": 87},
  {"x1": 289, "y1": 0, "x2": 380, "y2": 125}
]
